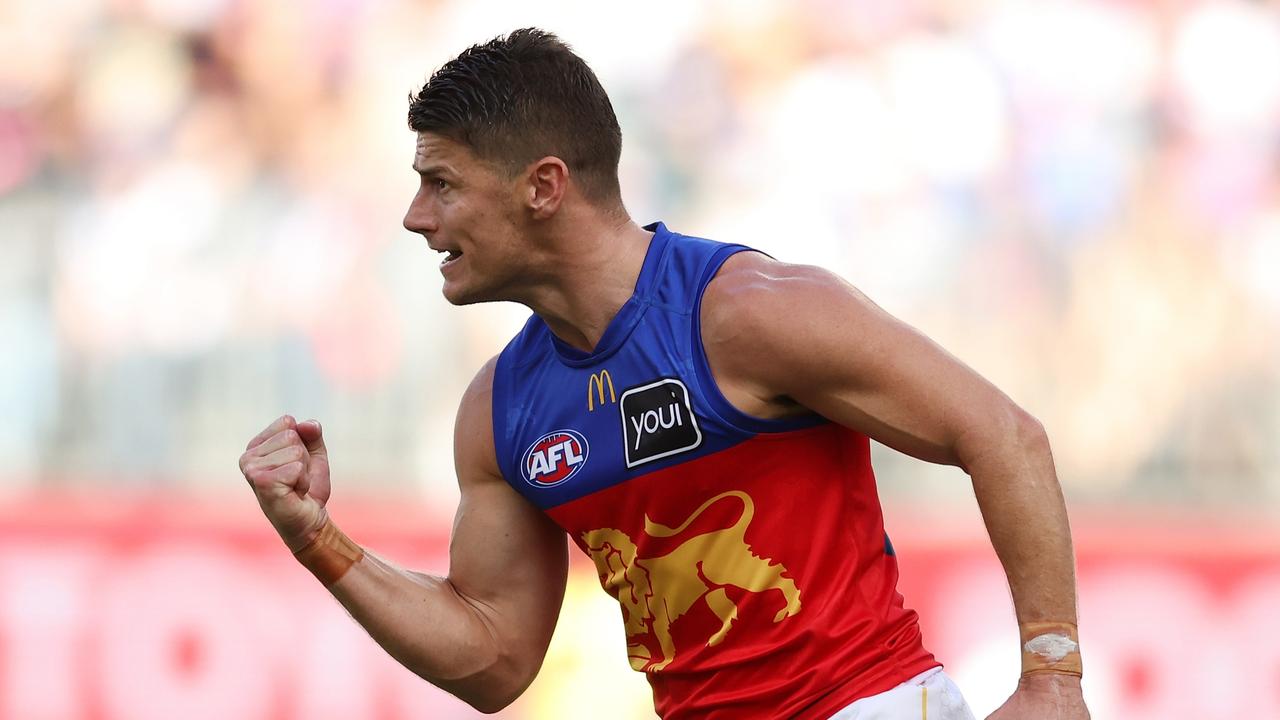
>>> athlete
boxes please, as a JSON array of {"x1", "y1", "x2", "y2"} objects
[{"x1": 239, "y1": 29, "x2": 1089, "y2": 719}]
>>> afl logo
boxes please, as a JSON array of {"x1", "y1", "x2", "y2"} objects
[{"x1": 521, "y1": 429, "x2": 590, "y2": 488}]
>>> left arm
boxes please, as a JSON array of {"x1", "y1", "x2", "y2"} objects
[{"x1": 700, "y1": 252, "x2": 1088, "y2": 718}]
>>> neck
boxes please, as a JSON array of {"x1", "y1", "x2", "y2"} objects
[{"x1": 517, "y1": 211, "x2": 654, "y2": 352}]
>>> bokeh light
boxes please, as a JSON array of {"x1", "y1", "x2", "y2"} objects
[{"x1": 1, "y1": 1, "x2": 1278, "y2": 718}]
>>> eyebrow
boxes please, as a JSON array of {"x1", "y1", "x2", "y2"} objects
[{"x1": 413, "y1": 164, "x2": 456, "y2": 177}]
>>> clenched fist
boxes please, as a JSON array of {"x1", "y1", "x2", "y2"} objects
[{"x1": 239, "y1": 415, "x2": 331, "y2": 551}]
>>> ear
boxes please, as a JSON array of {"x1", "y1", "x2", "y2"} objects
[{"x1": 525, "y1": 156, "x2": 569, "y2": 219}]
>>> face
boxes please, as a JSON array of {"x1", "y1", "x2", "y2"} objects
[{"x1": 403, "y1": 132, "x2": 529, "y2": 305}]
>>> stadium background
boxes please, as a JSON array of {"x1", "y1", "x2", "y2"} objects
[{"x1": 1, "y1": 0, "x2": 1278, "y2": 718}]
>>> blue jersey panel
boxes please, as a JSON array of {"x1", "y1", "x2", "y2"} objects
[{"x1": 490, "y1": 222, "x2": 825, "y2": 511}]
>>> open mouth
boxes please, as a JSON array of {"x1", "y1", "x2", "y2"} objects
[{"x1": 436, "y1": 248, "x2": 462, "y2": 267}]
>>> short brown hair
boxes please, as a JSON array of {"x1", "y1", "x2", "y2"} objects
[{"x1": 408, "y1": 28, "x2": 623, "y2": 206}]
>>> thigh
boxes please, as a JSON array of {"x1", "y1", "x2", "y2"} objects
[{"x1": 827, "y1": 668, "x2": 977, "y2": 720}]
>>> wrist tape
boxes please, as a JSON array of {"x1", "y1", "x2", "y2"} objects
[
  {"x1": 293, "y1": 520, "x2": 364, "y2": 587},
  {"x1": 1020, "y1": 621, "x2": 1083, "y2": 677}
]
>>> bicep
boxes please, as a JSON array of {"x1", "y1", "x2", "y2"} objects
[{"x1": 447, "y1": 359, "x2": 568, "y2": 652}]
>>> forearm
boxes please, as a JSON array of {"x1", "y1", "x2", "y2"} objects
[
  {"x1": 961, "y1": 410, "x2": 1082, "y2": 670},
  {"x1": 300, "y1": 524, "x2": 527, "y2": 712}
]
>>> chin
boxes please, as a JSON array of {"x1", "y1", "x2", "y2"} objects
[
  {"x1": 441, "y1": 281, "x2": 496, "y2": 306},
  {"x1": 441, "y1": 284, "x2": 475, "y2": 306}
]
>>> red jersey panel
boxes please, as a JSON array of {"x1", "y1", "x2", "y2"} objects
[{"x1": 548, "y1": 425, "x2": 937, "y2": 719}]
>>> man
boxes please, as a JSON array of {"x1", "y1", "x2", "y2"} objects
[{"x1": 239, "y1": 28, "x2": 1089, "y2": 719}]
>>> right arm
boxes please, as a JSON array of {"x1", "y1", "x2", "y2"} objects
[{"x1": 238, "y1": 358, "x2": 569, "y2": 713}]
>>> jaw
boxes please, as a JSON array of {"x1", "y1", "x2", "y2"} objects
[
  {"x1": 439, "y1": 262, "x2": 510, "y2": 306},
  {"x1": 441, "y1": 254, "x2": 547, "y2": 307},
  {"x1": 440, "y1": 270, "x2": 481, "y2": 306},
  {"x1": 441, "y1": 282, "x2": 482, "y2": 306}
]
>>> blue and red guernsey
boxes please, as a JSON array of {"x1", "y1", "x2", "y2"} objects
[{"x1": 492, "y1": 223, "x2": 938, "y2": 719}]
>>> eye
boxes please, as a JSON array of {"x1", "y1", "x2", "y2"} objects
[{"x1": 434, "y1": 178, "x2": 449, "y2": 191}]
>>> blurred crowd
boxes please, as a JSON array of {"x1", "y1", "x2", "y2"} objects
[{"x1": 1, "y1": 0, "x2": 1277, "y2": 508}]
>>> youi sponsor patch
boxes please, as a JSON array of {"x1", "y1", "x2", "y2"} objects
[
  {"x1": 522, "y1": 429, "x2": 589, "y2": 487},
  {"x1": 619, "y1": 378, "x2": 703, "y2": 468}
]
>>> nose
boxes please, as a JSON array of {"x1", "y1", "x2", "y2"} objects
[{"x1": 403, "y1": 189, "x2": 438, "y2": 235}]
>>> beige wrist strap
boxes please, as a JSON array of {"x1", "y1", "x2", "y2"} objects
[
  {"x1": 293, "y1": 519, "x2": 364, "y2": 587},
  {"x1": 1020, "y1": 621, "x2": 1083, "y2": 677}
]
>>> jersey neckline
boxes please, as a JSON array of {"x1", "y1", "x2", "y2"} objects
[{"x1": 545, "y1": 221, "x2": 671, "y2": 368}]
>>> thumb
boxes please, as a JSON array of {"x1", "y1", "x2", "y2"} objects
[{"x1": 297, "y1": 419, "x2": 327, "y2": 457}]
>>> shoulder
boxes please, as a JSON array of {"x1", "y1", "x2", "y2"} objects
[
  {"x1": 460, "y1": 355, "x2": 498, "y2": 408},
  {"x1": 704, "y1": 250, "x2": 860, "y2": 311},
  {"x1": 699, "y1": 252, "x2": 878, "y2": 410},
  {"x1": 454, "y1": 356, "x2": 502, "y2": 478},
  {"x1": 701, "y1": 251, "x2": 869, "y2": 356},
  {"x1": 700, "y1": 250, "x2": 916, "y2": 398}
]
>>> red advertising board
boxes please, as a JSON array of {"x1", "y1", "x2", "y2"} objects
[{"x1": 0, "y1": 494, "x2": 1275, "y2": 719}]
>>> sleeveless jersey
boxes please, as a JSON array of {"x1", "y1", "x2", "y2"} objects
[{"x1": 491, "y1": 222, "x2": 938, "y2": 719}]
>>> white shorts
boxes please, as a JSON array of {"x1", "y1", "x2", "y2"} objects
[{"x1": 827, "y1": 667, "x2": 976, "y2": 720}]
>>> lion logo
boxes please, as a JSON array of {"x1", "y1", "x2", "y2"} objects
[{"x1": 582, "y1": 490, "x2": 801, "y2": 672}]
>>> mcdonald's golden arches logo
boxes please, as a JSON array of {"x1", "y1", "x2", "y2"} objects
[{"x1": 588, "y1": 370, "x2": 616, "y2": 411}]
